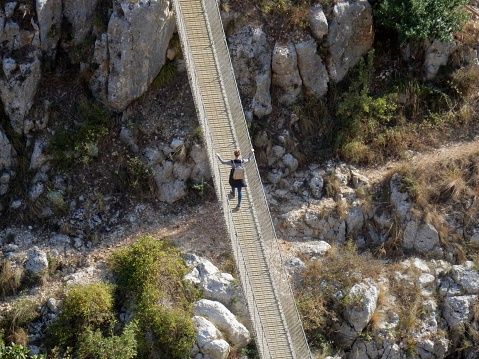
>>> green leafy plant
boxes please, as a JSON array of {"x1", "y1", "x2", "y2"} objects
[
  {"x1": 372, "y1": 0, "x2": 470, "y2": 43},
  {"x1": 152, "y1": 61, "x2": 178, "y2": 88},
  {"x1": 115, "y1": 154, "x2": 155, "y2": 195},
  {"x1": 45, "y1": 283, "x2": 116, "y2": 350},
  {"x1": 109, "y1": 236, "x2": 199, "y2": 358},
  {"x1": 335, "y1": 51, "x2": 399, "y2": 159},
  {"x1": 77, "y1": 320, "x2": 138, "y2": 359},
  {"x1": 49, "y1": 98, "x2": 110, "y2": 169},
  {"x1": 0, "y1": 343, "x2": 46, "y2": 359}
]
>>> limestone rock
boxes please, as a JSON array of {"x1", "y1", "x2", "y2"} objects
[
  {"x1": 157, "y1": 179, "x2": 187, "y2": 204},
  {"x1": 293, "y1": 240, "x2": 331, "y2": 257},
  {"x1": 327, "y1": 0, "x2": 373, "y2": 82},
  {"x1": 309, "y1": 5, "x2": 328, "y2": 40},
  {"x1": 390, "y1": 173, "x2": 411, "y2": 222},
  {"x1": 192, "y1": 316, "x2": 230, "y2": 359},
  {"x1": 344, "y1": 281, "x2": 379, "y2": 332},
  {"x1": 173, "y1": 162, "x2": 192, "y2": 181},
  {"x1": 415, "y1": 223, "x2": 440, "y2": 253},
  {"x1": 2, "y1": 18, "x2": 40, "y2": 52},
  {"x1": 25, "y1": 246, "x2": 48, "y2": 274},
  {"x1": 228, "y1": 26, "x2": 272, "y2": 118},
  {"x1": 451, "y1": 263, "x2": 479, "y2": 294},
  {"x1": 0, "y1": 54, "x2": 42, "y2": 134},
  {"x1": 282, "y1": 153, "x2": 299, "y2": 174},
  {"x1": 193, "y1": 299, "x2": 250, "y2": 348},
  {"x1": 425, "y1": 40, "x2": 457, "y2": 80},
  {"x1": 309, "y1": 172, "x2": 324, "y2": 199},
  {"x1": 63, "y1": 0, "x2": 99, "y2": 44},
  {"x1": 190, "y1": 144, "x2": 208, "y2": 164},
  {"x1": 36, "y1": 0, "x2": 62, "y2": 55},
  {"x1": 30, "y1": 139, "x2": 51, "y2": 170},
  {"x1": 443, "y1": 295, "x2": 477, "y2": 328},
  {"x1": 295, "y1": 39, "x2": 329, "y2": 98},
  {"x1": 154, "y1": 160, "x2": 175, "y2": 184},
  {"x1": 184, "y1": 259, "x2": 249, "y2": 326},
  {"x1": 349, "y1": 339, "x2": 378, "y2": 359},
  {"x1": 0, "y1": 130, "x2": 13, "y2": 171},
  {"x1": 119, "y1": 128, "x2": 139, "y2": 153},
  {"x1": 272, "y1": 42, "x2": 302, "y2": 105},
  {"x1": 191, "y1": 162, "x2": 212, "y2": 182},
  {"x1": 91, "y1": 0, "x2": 176, "y2": 111}
]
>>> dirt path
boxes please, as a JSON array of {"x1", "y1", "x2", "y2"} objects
[{"x1": 358, "y1": 138, "x2": 479, "y2": 185}]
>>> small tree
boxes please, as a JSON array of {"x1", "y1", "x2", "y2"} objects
[{"x1": 372, "y1": 0, "x2": 470, "y2": 43}]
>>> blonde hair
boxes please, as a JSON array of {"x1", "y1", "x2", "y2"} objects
[{"x1": 234, "y1": 149, "x2": 241, "y2": 158}]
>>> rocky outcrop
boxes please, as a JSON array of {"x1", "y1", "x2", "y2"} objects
[
  {"x1": 63, "y1": 0, "x2": 99, "y2": 44},
  {"x1": 327, "y1": 0, "x2": 374, "y2": 82},
  {"x1": 0, "y1": 54, "x2": 42, "y2": 134},
  {"x1": 90, "y1": 0, "x2": 176, "y2": 111},
  {"x1": 193, "y1": 299, "x2": 251, "y2": 348},
  {"x1": 191, "y1": 316, "x2": 230, "y2": 359},
  {"x1": 183, "y1": 255, "x2": 249, "y2": 326},
  {"x1": 25, "y1": 246, "x2": 49, "y2": 274},
  {"x1": 309, "y1": 4, "x2": 328, "y2": 40},
  {"x1": 425, "y1": 40, "x2": 458, "y2": 80},
  {"x1": 272, "y1": 42, "x2": 302, "y2": 106},
  {"x1": 36, "y1": 0, "x2": 62, "y2": 55},
  {"x1": 0, "y1": 129, "x2": 13, "y2": 172},
  {"x1": 344, "y1": 280, "x2": 379, "y2": 332},
  {"x1": 295, "y1": 39, "x2": 329, "y2": 98},
  {"x1": 228, "y1": 25, "x2": 272, "y2": 118}
]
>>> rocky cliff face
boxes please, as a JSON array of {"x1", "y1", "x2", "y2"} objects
[
  {"x1": 1, "y1": 0, "x2": 479, "y2": 358},
  {"x1": 0, "y1": 0, "x2": 383, "y2": 212}
]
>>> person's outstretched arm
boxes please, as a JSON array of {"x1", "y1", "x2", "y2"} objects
[
  {"x1": 216, "y1": 153, "x2": 233, "y2": 166},
  {"x1": 243, "y1": 148, "x2": 255, "y2": 163}
]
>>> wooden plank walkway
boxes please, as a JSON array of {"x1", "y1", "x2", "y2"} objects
[{"x1": 171, "y1": 0, "x2": 313, "y2": 358}]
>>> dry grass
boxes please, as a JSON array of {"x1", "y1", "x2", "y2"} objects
[
  {"x1": 0, "y1": 299, "x2": 40, "y2": 345},
  {"x1": 0, "y1": 258, "x2": 23, "y2": 299},
  {"x1": 297, "y1": 242, "x2": 385, "y2": 349}
]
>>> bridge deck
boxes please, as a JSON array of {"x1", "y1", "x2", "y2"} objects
[{"x1": 172, "y1": 0, "x2": 312, "y2": 358}]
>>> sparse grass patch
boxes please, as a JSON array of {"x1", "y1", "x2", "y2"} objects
[
  {"x1": 152, "y1": 61, "x2": 178, "y2": 88},
  {"x1": 0, "y1": 299, "x2": 40, "y2": 346},
  {"x1": 297, "y1": 242, "x2": 384, "y2": 351},
  {"x1": 114, "y1": 153, "x2": 156, "y2": 196},
  {"x1": 0, "y1": 258, "x2": 23, "y2": 299},
  {"x1": 49, "y1": 98, "x2": 110, "y2": 169}
]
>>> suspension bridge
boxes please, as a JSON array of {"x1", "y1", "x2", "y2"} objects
[{"x1": 171, "y1": 0, "x2": 312, "y2": 358}]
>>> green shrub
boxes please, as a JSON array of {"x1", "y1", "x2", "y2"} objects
[
  {"x1": 0, "y1": 343, "x2": 46, "y2": 359},
  {"x1": 109, "y1": 236, "x2": 199, "y2": 358},
  {"x1": 115, "y1": 154, "x2": 155, "y2": 195},
  {"x1": 372, "y1": 0, "x2": 470, "y2": 43},
  {"x1": 335, "y1": 52, "x2": 399, "y2": 153},
  {"x1": 77, "y1": 320, "x2": 138, "y2": 359},
  {"x1": 46, "y1": 283, "x2": 115, "y2": 349},
  {"x1": 50, "y1": 98, "x2": 110, "y2": 168}
]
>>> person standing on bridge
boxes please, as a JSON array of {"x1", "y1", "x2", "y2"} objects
[{"x1": 216, "y1": 148, "x2": 255, "y2": 210}]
